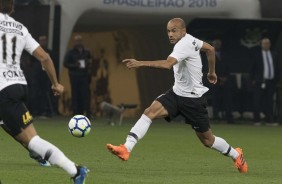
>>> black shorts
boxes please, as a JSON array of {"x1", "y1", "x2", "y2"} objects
[
  {"x1": 0, "y1": 84, "x2": 33, "y2": 136},
  {"x1": 156, "y1": 89, "x2": 210, "y2": 133}
]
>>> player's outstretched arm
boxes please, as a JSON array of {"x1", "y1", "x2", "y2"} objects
[
  {"x1": 122, "y1": 57, "x2": 177, "y2": 70},
  {"x1": 32, "y1": 46, "x2": 64, "y2": 96}
]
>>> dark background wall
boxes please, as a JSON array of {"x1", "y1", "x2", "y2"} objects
[
  {"x1": 134, "y1": 18, "x2": 282, "y2": 111},
  {"x1": 188, "y1": 18, "x2": 282, "y2": 74},
  {"x1": 12, "y1": 2, "x2": 282, "y2": 119},
  {"x1": 13, "y1": 5, "x2": 61, "y2": 76},
  {"x1": 260, "y1": 0, "x2": 282, "y2": 18}
]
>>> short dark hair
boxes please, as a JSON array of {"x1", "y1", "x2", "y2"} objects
[
  {"x1": 169, "y1": 18, "x2": 186, "y2": 29},
  {"x1": 0, "y1": 0, "x2": 14, "y2": 14}
]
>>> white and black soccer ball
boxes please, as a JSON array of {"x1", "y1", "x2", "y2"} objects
[{"x1": 68, "y1": 115, "x2": 91, "y2": 138}]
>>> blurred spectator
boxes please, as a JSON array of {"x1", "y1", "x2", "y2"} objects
[
  {"x1": 210, "y1": 39, "x2": 235, "y2": 124},
  {"x1": 29, "y1": 35, "x2": 53, "y2": 118},
  {"x1": 251, "y1": 38, "x2": 280, "y2": 126},
  {"x1": 64, "y1": 35, "x2": 93, "y2": 118},
  {"x1": 95, "y1": 49, "x2": 109, "y2": 97},
  {"x1": 93, "y1": 48, "x2": 110, "y2": 116}
]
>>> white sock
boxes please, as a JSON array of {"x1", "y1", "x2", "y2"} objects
[
  {"x1": 124, "y1": 114, "x2": 152, "y2": 152},
  {"x1": 28, "y1": 135, "x2": 77, "y2": 177},
  {"x1": 211, "y1": 136, "x2": 239, "y2": 160}
]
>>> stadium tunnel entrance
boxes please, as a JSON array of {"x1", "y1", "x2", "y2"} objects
[
  {"x1": 63, "y1": 18, "x2": 282, "y2": 120},
  {"x1": 58, "y1": 0, "x2": 263, "y2": 117},
  {"x1": 13, "y1": 1, "x2": 282, "y2": 120}
]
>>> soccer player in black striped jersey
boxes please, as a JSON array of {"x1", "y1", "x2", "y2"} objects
[
  {"x1": 0, "y1": 0, "x2": 88, "y2": 183},
  {"x1": 107, "y1": 18, "x2": 247, "y2": 174}
]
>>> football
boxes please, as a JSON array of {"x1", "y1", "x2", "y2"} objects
[{"x1": 68, "y1": 115, "x2": 91, "y2": 137}]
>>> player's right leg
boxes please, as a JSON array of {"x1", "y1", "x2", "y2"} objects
[
  {"x1": 106, "y1": 113, "x2": 153, "y2": 161},
  {"x1": 107, "y1": 100, "x2": 169, "y2": 160},
  {"x1": 106, "y1": 144, "x2": 130, "y2": 161}
]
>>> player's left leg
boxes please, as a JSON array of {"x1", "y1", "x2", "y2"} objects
[
  {"x1": 196, "y1": 129, "x2": 238, "y2": 157},
  {"x1": 0, "y1": 122, "x2": 50, "y2": 166},
  {"x1": 15, "y1": 123, "x2": 76, "y2": 176},
  {"x1": 15, "y1": 124, "x2": 89, "y2": 182},
  {"x1": 196, "y1": 129, "x2": 247, "y2": 173},
  {"x1": 184, "y1": 95, "x2": 247, "y2": 173},
  {"x1": 1, "y1": 84, "x2": 89, "y2": 183},
  {"x1": 29, "y1": 150, "x2": 51, "y2": 167}
]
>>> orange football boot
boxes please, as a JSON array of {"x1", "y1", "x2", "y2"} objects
[
  {"x1": 106, "y1": 144, "x2": 130, "y2": 161},
  {"x1": 234, "y1": 148, "x2": 248, "y2": 173}
]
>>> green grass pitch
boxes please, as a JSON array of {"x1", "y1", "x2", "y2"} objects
[{"x1": 0, "y1": 116, "x2": 282, "y2": 184}]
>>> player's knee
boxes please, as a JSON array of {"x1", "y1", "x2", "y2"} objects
[
  {"x1": 144, "y1": 103, "x2": 167, "y2": 120},
  {"x1": 143, "y1": 108, "x2": 157, "y2": 120},
  {"x1": 201, "y1": 139, "x2": 213, "y2": 148},
  {"x1": 15, "y1": 126, "x2": 38, "y2": 148}
]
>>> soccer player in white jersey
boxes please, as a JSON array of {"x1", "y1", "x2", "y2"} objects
[
  {"x1": 107, "y1": 18, "x2": 248, "y2": 173},
  {"x1": 0, "y1": 0, "x2": 88, "y2": 183}
]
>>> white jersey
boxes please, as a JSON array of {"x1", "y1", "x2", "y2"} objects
[
  {"x1": 0, "y1": 13, "x2": 39, "y2": 91},
  {"x1": 169, "y1": 33, "x2": 209, "y2": 98}
]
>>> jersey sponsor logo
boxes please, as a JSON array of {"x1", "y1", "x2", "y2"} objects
[
  {"x1": 192, "y1": 39, "x2": 200, "y2": 51},
  {"x1": 22, "y1": 111, "x2": 33, "y2": 125},
  {"x1": 0, "y1": 26, "x2": 23, "y2": 36},
  {"x1": 192, "y1": 40, "x2": 200, "y2": 51},
  {"x1": 2, "y1": 69, "x2": 25, "y2": 81},
  {"x1": 0, "y1": 21, "x2": 23, "y2": 30}
]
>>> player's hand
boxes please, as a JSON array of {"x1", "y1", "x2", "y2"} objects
[
  {"x1": 207, "y1": 72, "x2": 217, "y2": 84},
  {"x1": 122, "y1": 59, "x2": 141, "y2": 69},
  {"x1": 51, "y1": 83, "x2": 64, "y2": 96}
]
